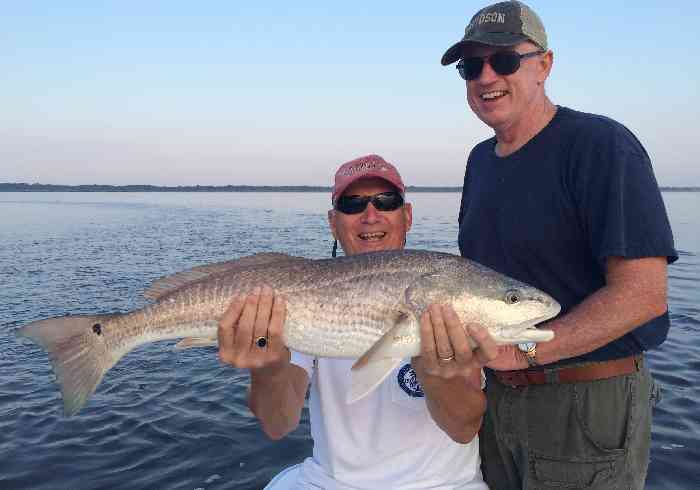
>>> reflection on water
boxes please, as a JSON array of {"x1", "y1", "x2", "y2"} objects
[{"x1": 1, "y1": 192, "x2": 698, "y2": 490}]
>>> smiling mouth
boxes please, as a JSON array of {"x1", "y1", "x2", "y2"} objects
[
  {"x1": 481, "y1": 90, "x2": 508, "y2": 101},
  {"x1": 359, "y1": 232, "x2": 386, "y2": 241}
]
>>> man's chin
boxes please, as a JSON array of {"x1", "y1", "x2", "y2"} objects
[{"x1": 356, "y1": 240, "x2": 390, "y2": 254}]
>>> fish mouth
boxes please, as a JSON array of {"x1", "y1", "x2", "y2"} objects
[
  {"x1": 533, "y1": 301, "x2": 562, "y2": 325},
  {"x1": 528, "y1": 302, "x2": 562, "y2": 329},
  {"x1": 495, "y1": 303, "x2": 561, "y2": 344},
  {"x1": 496, "y1": 321, "x2": 554, "y2": 343}
]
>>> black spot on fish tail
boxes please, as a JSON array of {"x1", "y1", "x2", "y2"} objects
[{"x1": 16, "y1": 314, "x2": 119, "y2": 416}]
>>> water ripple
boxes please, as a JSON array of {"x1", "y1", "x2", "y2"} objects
[{"x1": 1, "y1": 192, "x2": 698, "y2": 489}]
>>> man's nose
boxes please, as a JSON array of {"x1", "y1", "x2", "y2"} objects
[
  {"x1": 360, "y1": 202, "x2": 381, "y2": 223},
  {"x1": 475, "y1": 58, "x2": 499, "y2": 84}
]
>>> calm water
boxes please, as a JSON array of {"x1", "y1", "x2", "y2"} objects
[{"x1": 1, "y1": 192, "x2": 698, "y2": 490}]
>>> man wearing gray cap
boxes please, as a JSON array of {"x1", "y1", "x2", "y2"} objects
[{"x1": 441, "y1": 1, "x2": 677, "y2": 489}]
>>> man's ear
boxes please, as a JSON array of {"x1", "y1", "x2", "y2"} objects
[
  {"x1": 403, "y1": 202, "x2": 413, "y2": 233},
  {"x1": 539, "y1": 50, "x2": 554, "y2": 83},
  {"x1": 328, "y1": 209, "x2": 337, "y2": 239}
]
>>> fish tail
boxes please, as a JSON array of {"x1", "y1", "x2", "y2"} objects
[{"x1": 16, "y1": 314, "x2": 117, "y2": 416}]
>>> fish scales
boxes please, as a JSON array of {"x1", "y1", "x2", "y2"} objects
[
  {"x1": 284, "y1": 272, "x2": 416, "y2": 357},
  {"x1": 16, "y1": 249, "x2": 561, "y2": 415}
]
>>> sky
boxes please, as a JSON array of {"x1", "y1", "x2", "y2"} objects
[{"x1": 1, "y1": 1, "x2": 698, "y2": 187}]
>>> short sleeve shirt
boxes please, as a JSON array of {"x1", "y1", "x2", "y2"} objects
[
  {"x1": 458, "y1": 106, "x2": 677, "y2": 364},
  {"x1": 289, "y1": 351, "x2": 487, "y2": 489}
]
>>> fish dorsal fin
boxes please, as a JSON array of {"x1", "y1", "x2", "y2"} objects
[
  {"x1": 144, "y1": 252, "x2": 305, "y2": 300},
  {"x1": 348, "y1": 308, "x2": 419, "y2": 403}
]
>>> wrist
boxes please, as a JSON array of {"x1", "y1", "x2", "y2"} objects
[
  {"x1": 509, "y1": 345, "x2": 530, "y2": 370},
  {"x1": 250, "y1": 363, "x2": 290, "y2": 383},
  {"x1": 518, "y1": 342, "x2": 539, "y2": 368}
]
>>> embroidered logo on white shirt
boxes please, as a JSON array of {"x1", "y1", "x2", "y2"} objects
[{"x1": 398, "y1": 363, "x2": 424, "y2": 398}]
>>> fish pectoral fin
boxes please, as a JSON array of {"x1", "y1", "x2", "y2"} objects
[
  {"x1": 174, "y1": 336, "x2": 218, "y2": 350},
  {"x1": 348, "y1": 356, "x2": 404, "y2": 404},
  {"x1": 348, "y1": 313, "x2": 417, "y2": 404}
]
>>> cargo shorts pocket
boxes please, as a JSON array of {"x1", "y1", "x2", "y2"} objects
[
  {"x1": 531, "y1": 454, "x2": 623, "y2": 489},
  {"x1": 527, "y1": 375, "x2": 638, "y2": 489}
]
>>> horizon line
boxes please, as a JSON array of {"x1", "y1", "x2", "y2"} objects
[{"x1": 1, "y1": 183, "x2": 699, "y2": 193}]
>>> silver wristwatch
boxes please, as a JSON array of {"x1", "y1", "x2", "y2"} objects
[{"x1": 518, "y1": 342, "x2": 539, "y2": 368}]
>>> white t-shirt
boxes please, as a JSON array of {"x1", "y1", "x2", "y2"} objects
[{"x1": 289, "y1": 352, "x2": 487, "y2": 490}]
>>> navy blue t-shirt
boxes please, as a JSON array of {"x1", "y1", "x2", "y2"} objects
[{"x1": 458, "y1": 106, "x2": 677, "y2": 365}]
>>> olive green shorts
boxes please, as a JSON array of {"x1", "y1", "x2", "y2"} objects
[{"x1": 480, "y1": 360, "x2": 660, "y2": 489}]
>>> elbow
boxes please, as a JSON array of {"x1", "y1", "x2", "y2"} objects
[
  {"x1": 447, "y1": 390, "x2": 486, "y2": 444},
  {"x1": 249, "y1": 398, "x2": 300, "y2": 441},
  {"x1": 650, "y1": 296, "x2": 668, "y2": 319},
  {"x1": 649, "y1": 304, "x2": 667, "y2": 322},
  {"x1": 450, "y1": 433, "x2": 478, "y2": 444},
  {"x1": 262, "y1": 423, "x2": 297, "y2": 441},
  {"x1": 256, "y1": 413, "x2": 300, "y2": 441},
  {"x1": 644, "y1": 287, "x2": 668, "y2": 321},
  {"x1": 448, "y1": 417, "x2": 482, "y2": 444}
]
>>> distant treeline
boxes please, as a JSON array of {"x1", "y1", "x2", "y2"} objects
[
  {"x1": 0, "y1": 183, "x2": 463, "y2": 192},
  {"x1": 1, "y1": 183, "x2": 698, "y2": 193}
]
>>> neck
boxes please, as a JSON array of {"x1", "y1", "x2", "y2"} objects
[{"x1": 494, "y1": 97, "x2": 557, "y2": 157}]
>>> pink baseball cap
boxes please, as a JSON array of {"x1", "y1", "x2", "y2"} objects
[{"x1": 331, "y1": 154, "x2": 406, "y2": 204}]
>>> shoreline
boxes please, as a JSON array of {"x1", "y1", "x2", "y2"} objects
[{"x1": 1, "y1": 184, "x2": 699, "y2": 193}]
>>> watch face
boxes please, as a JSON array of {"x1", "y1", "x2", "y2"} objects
[{"x1": 518, "y1": 342, "x2": 536, "y2": 352}]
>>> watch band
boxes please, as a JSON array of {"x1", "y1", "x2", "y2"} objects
[{"x1": 523, "y1": 343, "x2": 539, "y2": 368}]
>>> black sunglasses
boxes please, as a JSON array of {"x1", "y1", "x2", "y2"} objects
[
  {"x1": 456, "y1": 50, "x2": 544, "y2": 81},
  {"x1": 335, "y1": 191, "x2": 404, "y2": 215}
]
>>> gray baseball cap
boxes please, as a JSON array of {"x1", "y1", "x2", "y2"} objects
[{"x1": 441, "y1": 1, "x2": 547, "y2": 66}]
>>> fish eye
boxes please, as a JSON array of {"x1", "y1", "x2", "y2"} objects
[{"x1": 504, "y1": 290, "x2": 521, "y2": 305}]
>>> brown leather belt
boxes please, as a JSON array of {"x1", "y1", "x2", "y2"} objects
[{"x1": 492, "y1": 355, "x2": 642, "y2": 387}]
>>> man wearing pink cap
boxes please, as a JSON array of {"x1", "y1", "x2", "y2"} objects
[{"x1": 217, "y1": 154, "x2": 497, "y2": 489}]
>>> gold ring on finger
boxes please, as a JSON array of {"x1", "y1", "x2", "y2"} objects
[{"x1": 438, "y1": 354, "x2": 455, "y2": 362}]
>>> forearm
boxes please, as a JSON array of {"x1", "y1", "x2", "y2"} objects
[
  {"x1": 537, "y1": 257, "x2": 668, "y2": 365},
  {"x1": 248, "y1": 364, "x2": 308, "y2": 440},
  {"x1": 420, "y1": 370, "x2": 485, "y2": 444}
]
